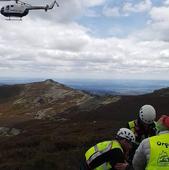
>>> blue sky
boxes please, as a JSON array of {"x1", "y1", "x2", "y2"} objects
[
  {"x1": 77, "y1": 11, "x2": 149, "y2": 38},
  {"x1": 0, "y1": 0, "x2": 169, "y2": 80},
  {"x1": 76, "y1": 0, "x2": 162, "y2": 38}
]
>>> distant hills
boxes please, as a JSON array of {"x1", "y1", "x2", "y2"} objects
[
  {"x1": 1, "y1": 79, "x2": 169, "y2": 95},
  {"x1": 0, "y1": 79, "x2": 169, "y2": 170},
  {"x1": 0, "y1": 79, "x2": 169, "y2": 122},
  {"x1": 60, "y1": 79, "x2": 169, "y2": 95}
]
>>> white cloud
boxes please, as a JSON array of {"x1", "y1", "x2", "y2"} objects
[
  {"x1": 160, "y1": 50, "x2": 169, "y2": 60},
  {"x1": 83, "y1": 0, "x2": 106, "y2": 7},
  {"x1": 122, "y1": 0, "x2": 152, "y2": 14},
  {"x1": 1, "y1": 16, "x2": 169, "y2": 79},
  {"x1": 164, "y1": 0, "x2": 169, "y2": 6},
  {"x1": 150, "y1": 6, "x2": 169, "y2": 21},
  {"x1": 102, "y1": 0, "x2": 152, "y2": 18},
  {"x1": 132, "y1": 6, "x2": 169, "y2": 41},
  {"x1": 103, "y1": 6, "x2": 120, "y2": 17}
]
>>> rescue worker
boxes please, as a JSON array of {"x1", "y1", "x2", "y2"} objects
[
  {"x1": 127, "y1": 104, "x2": 157, "y2": 145},
  {"x1": 126, "y1": 105, "x2": 157, "y2": 163},
  {"x1": 132, "y1": 115, "x2": 169, "y2": 170},
  {"x1": 83, "y1": 128, "x2": 135, "y2": 170}
]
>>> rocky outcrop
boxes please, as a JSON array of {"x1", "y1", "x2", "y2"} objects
[
  {"x1": 34, "y1": 107, "x2": 55, "y2": 120},
  {"x1": 0, "y1": 127, "x2": 21, "y2": 136}
]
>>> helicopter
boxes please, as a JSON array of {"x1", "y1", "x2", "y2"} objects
[{"x1": 0, "y1": 0, "x2": 59, "y2": 20}]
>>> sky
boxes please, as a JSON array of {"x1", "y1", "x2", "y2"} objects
[{"x1": 0, "y1": 0, "x2": 169, "y2": 80}]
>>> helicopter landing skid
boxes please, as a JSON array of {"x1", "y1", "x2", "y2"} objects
[{"x1": 5, "y1": 17, "x2": 22, "y2": 21}]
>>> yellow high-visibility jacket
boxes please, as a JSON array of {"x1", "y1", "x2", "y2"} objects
[
  {"x1": 146, "y1": 133, "x2": 169, "y2": 170},
  {"x1": 85, "y1": 140, "x2": 123, "y2": 170}
]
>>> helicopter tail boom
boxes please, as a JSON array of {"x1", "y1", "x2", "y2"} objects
[{"x1": 27, "y1": 1, "x2": 59, "y2": 11}]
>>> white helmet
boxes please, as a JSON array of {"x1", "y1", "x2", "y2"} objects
[
  {"x1": 139, "y1": 105, "x2": 156, "y2": 124},
  {"x1": 117, "y1": 128, "x2": 135, "y2": 143}
]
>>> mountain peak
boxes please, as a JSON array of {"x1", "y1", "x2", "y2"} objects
[
  {"x1": 42, "y1": 79, "x2": 68, "y2": 89},
  {"x1": 44, "y1": 79, "x2": 56, "y2": 84}
]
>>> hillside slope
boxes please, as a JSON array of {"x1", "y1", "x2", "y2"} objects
[
  {"x1": 0, "y1": 79, "x2": 119, "y2": 122},
  {"x1": 0, "y1": 80, "x2": 168, "y2": 170}
]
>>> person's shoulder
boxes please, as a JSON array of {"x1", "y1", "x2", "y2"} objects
[
  {"x1": 139, "y1": 137, "x2": 150, "y2": 150},
  {"x1": 141, "y1": 137, "x2": 150, "y2": 144},
  {"x1": 127, "y1": 119, "x2": 137, "y2": 127}
]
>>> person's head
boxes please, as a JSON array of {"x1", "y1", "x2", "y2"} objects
[
  {"x1": 116, "y1": 128, "x2": 135, "y2": 151},
  {"x1": 156, "y1": 115, "x2": 169, "y2": 133},
  {"x1": 138, "y1": 105, "x2": 156, "y2": 127}
]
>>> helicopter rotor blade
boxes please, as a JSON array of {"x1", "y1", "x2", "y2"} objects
[
  {"x1": 0, "y1": 0, "x2": 15, "y2": 1},
  {"x1": 0, "y1": 0, "x2": 19, "y2": 3}
]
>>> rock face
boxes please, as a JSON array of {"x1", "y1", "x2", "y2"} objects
[
  {"x1": 34, "y1": 107, "x2": 55, "y2": 120},
  {"x1": 0, "y1": 79, "x2": 120, "y2": 120}
]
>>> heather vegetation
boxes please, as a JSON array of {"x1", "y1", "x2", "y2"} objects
[
  {"x1": 0, "y1": 120, "x2": 121, "y2": 170},
  {"x1": 0, "y1": 80, "x2": 168, "y2": 170}
]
